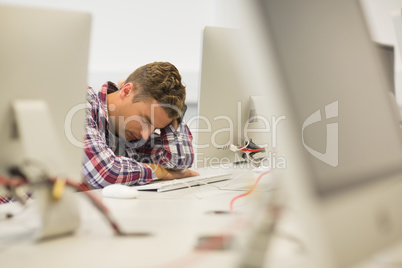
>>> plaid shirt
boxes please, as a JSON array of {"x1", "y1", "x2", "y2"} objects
[
  {"x1": 0, "y1": 192, "x2": 32, "y2": 205},
  {"x1": 0, "y1": 195, "x2": 13, "y2": 204},
  {"x1": 82, "y1": 82, "x2": 195, "y2": 188}
]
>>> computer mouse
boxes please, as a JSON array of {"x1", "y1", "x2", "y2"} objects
[{"x1": 102, "y1": 184, "x2": 139, "y2": 199}]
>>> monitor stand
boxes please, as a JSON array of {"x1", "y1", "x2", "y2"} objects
[{"x1": 12, "y1": 100, "x2": 80, "y2": 240}]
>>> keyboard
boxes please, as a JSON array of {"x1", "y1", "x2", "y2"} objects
[{"x1": 133, "y1": 170, "x2": 233, "y2": 192}]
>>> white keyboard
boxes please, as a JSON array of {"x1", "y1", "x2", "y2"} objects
[{"x1": 133, "y1": 170, "x2": 232, "y2": 192}]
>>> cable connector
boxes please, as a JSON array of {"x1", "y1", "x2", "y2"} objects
[
  {"x1": 220, "y1": 140, "x2": 268, "y2": 168},
  {"x1": 218, "y1": 144, "x2": 240, "y2": 152},
  {"x1": 219, "y1": 140, "x2": 266, "y2": 153}
]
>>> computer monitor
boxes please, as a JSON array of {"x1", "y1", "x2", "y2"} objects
[
  {"x1": 0, "y1": 5, "x2": 91, "y2": 240},
  {"x1": 393, "y1": 9, "x2": 402, "y2": 63},
  {"x1": 237, "y1": 0, "x2": 402, "y2": 267},
  {"x1": 193, "y1": 26, "x2": 271, "y2": 168}
]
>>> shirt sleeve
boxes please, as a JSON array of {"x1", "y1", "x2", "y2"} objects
[
  {"x1": 134, "y1": 122, "x2": 195, "y2": 170},
  {"x1": 82, "y1": 96, "x2": 157, "y2": 189},
  {"x1": 0, "y1": 192, "x2": 32, "y2": 205}
]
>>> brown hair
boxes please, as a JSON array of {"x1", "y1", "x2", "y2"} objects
[{"x1": 124, "y1": 62, "x2": 186, "y2": 119}]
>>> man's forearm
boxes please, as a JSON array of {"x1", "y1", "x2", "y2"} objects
[{"x1": 135, "y1": 122, "x2": 195, "y2": 170}]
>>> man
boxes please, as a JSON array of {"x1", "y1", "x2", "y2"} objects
[{"x1": 83, "y1": 62, "x2": 198, "y2": 188}]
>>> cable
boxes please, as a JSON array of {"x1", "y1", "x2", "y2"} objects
[
  {"x1": 229, "y1": 169, "x2": 272, "y2": 213},
  {"x1": 238, "y1": 146, "x2": 265, "y2": 153},
  {"x1": 176, "y1": 179, "x2": 206, "y2": 199},
  {"x1": 51, "y1": 178, "x2": 124, "y2": 235},
  {"x1": 219, "y1": 143, "x2": 265, "y2": 153},
  {"x1": 0, "y1": 168, "x2": 142, "y2": 237}
]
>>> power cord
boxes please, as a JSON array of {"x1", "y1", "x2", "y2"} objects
[
  {"x1": 0, "y1": 162, "x2": 147, "y2": 237},
  {"x1": 229, "y1": 169, "x2": 272, "y2": 213},
  {"x1": 219, "y1": 139, "x2": 268, "y2": 168}
]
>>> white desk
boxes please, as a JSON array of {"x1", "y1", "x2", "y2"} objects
[
  {"x1": 0, "y1": 168, "x2": 282, "y2": 268},
  {"x1": 1, "y1": 167, "x2": 400, "y2": 268}
]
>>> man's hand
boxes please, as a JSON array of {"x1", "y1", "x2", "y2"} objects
[
  {"x1": 170, "y1": 104, "x2": 186, "y2": 129},
  {"x1": 145, "y1": 163, "x2": 199, "y2": 180},
  {"x1": 162, "y1": 169, "x2": 199, "y2": 180},
  {"x1": 171, "y1": 119, "x2": 179, "y2": 130}
]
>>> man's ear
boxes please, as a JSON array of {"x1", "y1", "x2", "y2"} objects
[{"x1": 119, "y1": 83, "x2": 134, "y2": 100}]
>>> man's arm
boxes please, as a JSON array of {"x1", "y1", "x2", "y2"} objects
[
  {"x1": 83, "y1": 98, "x2": 158, "y2": 189},
  {"x1": 145, "y1": 163, "x2": 199, "y2": 180},
  {"x1": 134, "y1": 121, "x2": 195, "y2": 170}
]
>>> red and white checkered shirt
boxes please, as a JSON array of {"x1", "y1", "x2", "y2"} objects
[{"x1": 82, "y1": 82, "x2": 195, "y2": 189}]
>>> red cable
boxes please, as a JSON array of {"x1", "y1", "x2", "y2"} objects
[
  {"x1": 0, "y1": 175, "x2": 26, "y2": 187},
  {"x1": 229, "y1": 169, "x2": 272, "y2": 213},
  {"x1": 0, "y1": 175, "x2": 122, "y2": 234},
  {"x1": 238, "y1": 146, "x2": 265, "y2": 153},
  {"x1": 48, "y1": 178, "x2": 123, "y2": 234}
]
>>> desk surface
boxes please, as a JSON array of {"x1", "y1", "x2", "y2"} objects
[
  {"x1": 1, "y1": 167, "x2": 398, "y2": 268},
  {"x1": 0, "y1": 168, "x2": 286, "y2": 268}
]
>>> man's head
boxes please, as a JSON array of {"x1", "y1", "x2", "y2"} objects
[
  {"x1": 108, "y1": 62, "x2": 187, "y2": 142},
  {"x1": 124, "y1": 62, "x2": 186, "y2": 120}
]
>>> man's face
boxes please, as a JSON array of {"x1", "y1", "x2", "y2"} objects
[{"x1": 109, "y1": 84, "x2": 172, "y2": 141}]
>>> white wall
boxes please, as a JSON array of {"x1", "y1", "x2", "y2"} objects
[
  {"x1": 0, "y1": 0, "x2": 236, "y2": 103},
  {"x1": 3, "y1": 0, "x2": 401, "y2": 105}
]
